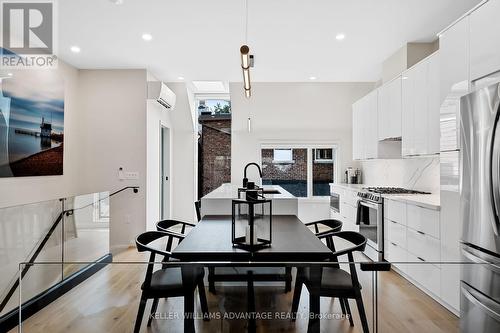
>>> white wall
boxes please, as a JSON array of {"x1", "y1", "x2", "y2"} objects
[
  {"x1": 168, "y1": 83, "x2": 198, "y2": 223},
  {"x1": 230, "y1": 82, "x2": 374, "y2": 185},
  {"x1": 76, "y1": 69, "x2": 148, "y2": 251}
]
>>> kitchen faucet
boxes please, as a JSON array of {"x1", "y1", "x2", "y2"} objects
[{"x1": 243, "y1": 162, "x2": 262, "y2": 188}]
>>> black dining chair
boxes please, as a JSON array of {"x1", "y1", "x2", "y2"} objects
[
  {"x1": 134, "y1": 231, "x2": 209, "y2": 332},
  {"x1": 291, "y1": 231, "x2": 369, "y2": 333},
  {"x1": 305, "y1": 219, "x2": 343, "y2": 236},
  {"x1": 157, "y1": 219, "x2": 196, "y2": 235}
]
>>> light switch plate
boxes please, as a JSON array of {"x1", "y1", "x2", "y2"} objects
[{"x1": 118, "y1": 170, "x2": 139, "y2": 180}]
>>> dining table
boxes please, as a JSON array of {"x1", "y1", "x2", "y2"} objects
[{"x1": 171, "y1": 214, "x2": 334, "y2": 333}]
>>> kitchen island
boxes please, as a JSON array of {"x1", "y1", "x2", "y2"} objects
[{"x1": 201, "y1": 183, "x2": 298, "y2": 216}]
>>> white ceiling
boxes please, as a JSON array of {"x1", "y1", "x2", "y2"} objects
[{"x1": 59, "y1": 0, "x2": 482, "y2": 83}]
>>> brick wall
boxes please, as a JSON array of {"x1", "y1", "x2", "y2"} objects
[
  {"x1": 199, "y1": 118, "x2": 231, "y2": 196},
  {"x1": 313, "y1": 162, "x2": 334, "y2": 182},
  {"x1": 261, "y1": 149, "x2": 307, "y2": 180}
]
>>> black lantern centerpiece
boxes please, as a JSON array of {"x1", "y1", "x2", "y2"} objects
[{"x1": 231, "y1": 189, "x2": 272, "y2": 251}]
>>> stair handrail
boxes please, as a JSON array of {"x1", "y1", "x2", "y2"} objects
[{"x1": 0, "y1": 186, "x2": 139, "y2": 313}]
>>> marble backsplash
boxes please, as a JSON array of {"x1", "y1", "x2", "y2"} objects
[{"x1": 359, "y1": 156, "x2": 440, "y2": 194}]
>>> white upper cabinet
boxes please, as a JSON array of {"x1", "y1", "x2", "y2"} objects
[
  {"x1": 352, "y1": 90, "x2": 378, "y2": 160},
  {"x1": 439, "y1": 17, "x2": 470, "y2": 101},
  {"x1": 378, "y1": 76, "x2": 402, "y2": 140},
  {"x1": 402, "y1": 53, "x2": 441, "y2": 157},
  {"x1": 470, "y1": 0, "x2": 500, "y2": 81}
]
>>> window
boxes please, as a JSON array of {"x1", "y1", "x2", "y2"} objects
[
  {"x1": 262, "y1": 148, "x2": 307, "y2": 197},
  {"x1": 273, "y1": 149, "x2": 293, "y2": 163},
  {"x1": 312, "y1": 148, "x2": 335, "y2": 196},
  {"x1": 261, "y1": 145, "x2": 337, "y2": 197},
  {"x1": 314, "y1": 148, "x2": 333, "y2": 162}
]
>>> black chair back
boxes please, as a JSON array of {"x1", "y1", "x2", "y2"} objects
[
  {"x1": 318, "y1": 231, "x2": 367, "y2": 288},
  {"x1": 157, "y1": 219, "x2": 195, "y2": 235},
  {"x1": 195, "y1": 201, "x2": 202, "y2": 222},
  {"x1": 307, "y1": 219, "x2": 343, "y2": 235},
  {"x1": 136, "y1": 230, "x2": 185, "y2": 287}
]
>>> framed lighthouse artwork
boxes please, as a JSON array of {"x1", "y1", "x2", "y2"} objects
[{"x1": 0, "y1": 70, "x2": 64, "y2": 177}]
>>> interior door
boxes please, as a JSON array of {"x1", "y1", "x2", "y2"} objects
[{"x1": 160, "y1": 126, "x2": 170, "y2": 220}]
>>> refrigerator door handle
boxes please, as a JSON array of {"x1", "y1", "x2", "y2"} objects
[
  {"x1": 490, "y1": 102, "x2": 500, "y2": 236},
  {"x1": 461, "y1": 282, "x2": 500, "y2": 322},
  {"x1": 462, "y1": 245, "x2": 500, "y2": 273}
]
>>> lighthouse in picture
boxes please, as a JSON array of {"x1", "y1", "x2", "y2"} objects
[
  {"x1": 40, "y1": 117, "x2": 52, "y2": 138},
  {"x1": 40, "y1": 117, "x2": 52, "y2": 147}
]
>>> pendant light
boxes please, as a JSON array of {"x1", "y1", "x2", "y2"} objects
[{"x1": 240, "y1": 0, "x2": 253, "y2": 98}]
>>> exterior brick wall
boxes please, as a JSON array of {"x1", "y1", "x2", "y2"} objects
[
  {"x1": 199, "y1": 116, "x2": 231, "y2": 196},
  {"x1": 262, "y1": 148, "x2": 307, "y2": 180}
]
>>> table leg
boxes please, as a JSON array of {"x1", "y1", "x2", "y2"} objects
[
  {"x1": 181, "y1": 265, "x2": 198, "y2": 333},
  {"x1": 307, "y1": 265, "x2": 322, "y2": 333}
]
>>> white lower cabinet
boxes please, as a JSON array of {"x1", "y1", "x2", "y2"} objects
[
  {"x1": 407, "y1": 227, "x2": 440, "y2": 263},
  {"x1": 384, "y1": 200, "x2": 451, "y2": 311},
  {"x1": 406, "y1": 251, "x2": 441, "y2": 297}
]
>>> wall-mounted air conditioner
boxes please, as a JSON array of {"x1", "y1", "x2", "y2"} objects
[{"x1": 147, "y1": 81, "x2": 176, "y2": 110}]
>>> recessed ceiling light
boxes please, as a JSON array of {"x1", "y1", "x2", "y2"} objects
[
  {"x1": 142, "y1": 33, "x2": 153, "y2": 41},
  {"x1": 309, "y1": 76, "x2": 317, "y2": 80},
  {"x1": 335, "y1": 33, "x2": 345, "y2": 41},
  {"x1": 177, "y1": 76, "x2": 185, "y2": 80},
  {"x1": 7, "y1": 73, "x2": 13, "y2": 77},
  {"x1": 109, "y1": 0, "x2": 124, "y2": 4},
  {"x1": 70, "y1": 46, "x2": 81, "y2": 53}
]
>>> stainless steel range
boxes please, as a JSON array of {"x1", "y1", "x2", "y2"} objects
[{"x1": 356, "y1": 187, "x2": 431, "y2": 261}]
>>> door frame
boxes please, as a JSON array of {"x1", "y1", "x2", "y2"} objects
[{"x1": 160, "y1": 123, "x2": 172, "y2": 220}]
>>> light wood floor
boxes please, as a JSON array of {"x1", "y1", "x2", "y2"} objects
[{"x1": 11, "y1": 249, "x2": 459, "y2": 333}]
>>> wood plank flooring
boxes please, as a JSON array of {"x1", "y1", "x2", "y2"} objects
[{"x1": 10, "y1": 248, "x2": 459, "y2": 333}]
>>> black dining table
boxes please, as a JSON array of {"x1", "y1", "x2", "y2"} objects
[{"x1": 171, "y1": 215, "x2": 333, "y2": 333}]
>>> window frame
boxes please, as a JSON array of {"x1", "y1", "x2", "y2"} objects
[{"x1": 260, "y1": 143, "x2": 339, "y2": 198}]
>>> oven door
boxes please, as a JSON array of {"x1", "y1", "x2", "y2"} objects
[{"x1": 357, "y1": 200, "x2": 383, "y2": 257}]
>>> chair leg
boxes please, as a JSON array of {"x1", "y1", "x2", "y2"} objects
[
  {"x1": 339, "y1": 297, "x2": 346, "y2": 316},
  {"x1": 134, "y1": 293, "x2": 147, "y2": 333},
  {"x1": 198, "y1": 279, "x2": 210, "y2": 321},
  {"x1": 343, "y1": 298, "x2": 354, "y2": 327},
  {"x1": 208, "y1": 267, "x2": 216, "y2": 294},
  {"x1": 147, "y1": 298, "x2": 159, "y2": 327},
  {"x1": 285, "y1": 266, "x2": 292, "y2": 293},
  {"x1": 290, "y1": 272, "x2": 303, "y2": 321},
  {"x1": 355, "y1": 292, "x2": 370, "y2": 333}
]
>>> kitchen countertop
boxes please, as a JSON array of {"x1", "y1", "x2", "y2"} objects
[
  {"x1": 329, "y1": 183, "x2": 440, "y2": 210},
  {"x1": 202, "y1": 183, "x2": 296, "y2": 200}
]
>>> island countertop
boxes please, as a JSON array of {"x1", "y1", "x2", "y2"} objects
[
  {"x1": 201, "y1": 183, "x2": 298, "y2": 216},
  {"x1": 202, "y1": 183, "x2": 296, "y2": 200}
]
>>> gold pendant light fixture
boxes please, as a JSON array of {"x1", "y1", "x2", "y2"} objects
[{"x1": 240, "y1": 0, "x2": 253, "y2": 98}]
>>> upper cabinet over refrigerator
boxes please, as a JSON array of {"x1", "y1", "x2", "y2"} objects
[{"x1": 470, "y1": 0, "x2": 500, "y2": 81}]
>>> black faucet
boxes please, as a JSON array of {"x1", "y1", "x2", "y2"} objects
[{"x1": 243, "y1": 162, "x2": 262, "y2": 188}]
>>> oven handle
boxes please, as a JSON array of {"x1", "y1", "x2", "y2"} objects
[{"x1": 359, "y1": 200, "x2": 380, "y2": 210}]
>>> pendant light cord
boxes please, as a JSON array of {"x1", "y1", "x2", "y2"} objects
[{"x1": 245, "y1": 0, "x2": 249, "y2": 44}]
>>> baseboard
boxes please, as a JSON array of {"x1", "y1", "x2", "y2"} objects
[{"x1": 0, "y1": 253, "x2": 112, "y2": 333}]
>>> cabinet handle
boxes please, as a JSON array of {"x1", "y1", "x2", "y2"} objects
[
  {"x1": 417, "y1": 230, "x2": 425, "y2": 235},
  {"x1": 417, "y1": 257, "x2": 425, "y2": 262},
  {"x1": 391, "y1": 242, "x2": 397, "y2": 247}
]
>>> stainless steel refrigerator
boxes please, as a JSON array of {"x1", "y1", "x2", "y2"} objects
[{"x1": 460, "y1": 81, "x2": 500, "y2": 332}]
